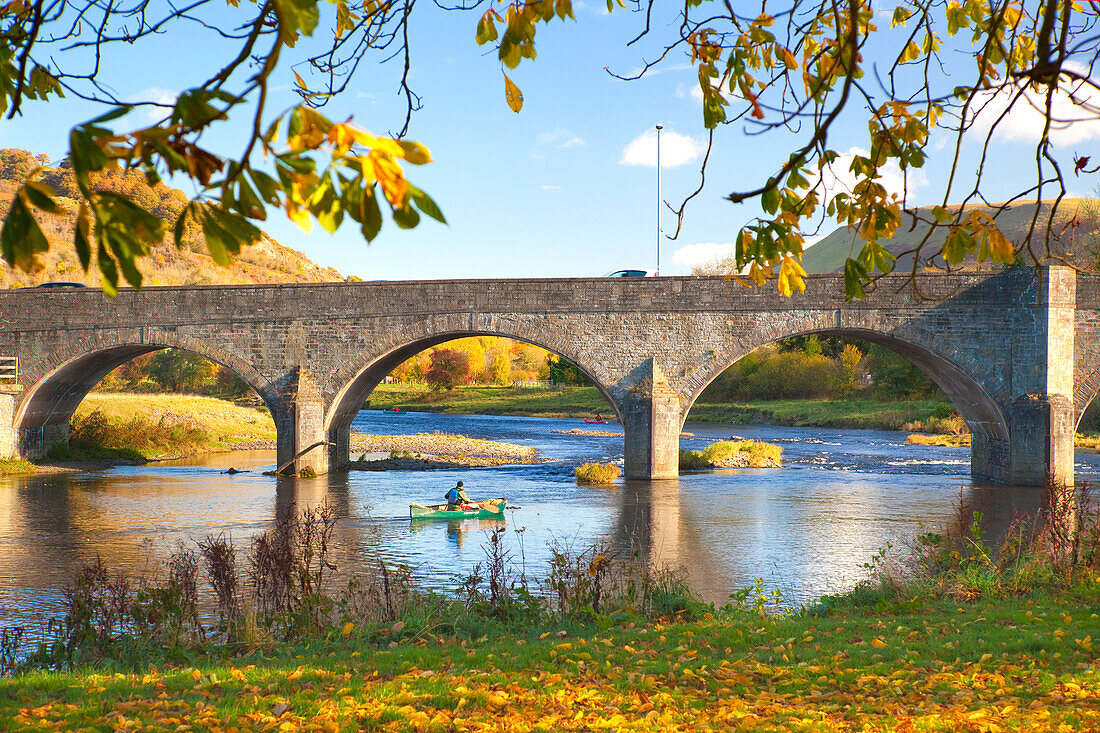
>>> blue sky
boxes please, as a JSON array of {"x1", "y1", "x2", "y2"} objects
[{"x1": 3, "y1": 2, "x2": 1098, "y2": 280}]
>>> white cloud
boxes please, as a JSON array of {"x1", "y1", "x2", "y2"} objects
[
  {"x1": 620, "y1": 128, "x2": 704, "y2": 168},
  {"x1": 815, "y1": 146, "x2": 928, "y2": 204},
  {"x1": 540, "y1": 184, "x2": 562, "y2": 192},
  {"x1": 533, "y1": 128, "x2": 586, "y2": 158},
  {"x1": 624, "y1": 62, "x2": 693, "y2": 78},
  {"x1": 671, "y1": 241, "x2": 736, "y2": 271},
  {"x1": 676, "y1": 82, "x2": 704, "y2": 102},
  {"x1": 129, "y1": 87, "x2": 177, "y2": 122},
  {"x1": 967, "y1": 73, "x2": 1100, "y2": 147}
]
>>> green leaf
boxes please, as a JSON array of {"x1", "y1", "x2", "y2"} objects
[
  {"x1": 22, "y1": 181, "x2": 64, "y2": 214},
  {"x1": 272, "y1": 0, "x2": 321, "y2": 47},
  {"x1": 843, "y1": 258, "x2": 867, "y2": 300},
  {"x1": 1, "y1": 194, "x2": 49, "y2": 271},
  {"x1": 360, "y1": 186, "x2": 383, "y2": 242},
  {"x1": 249, "y1": 170, "x2": 282, "y2": 205},
  {"x1": 409, "y1": 185, "x2": 446, "y2": 224},
  {"x1": 392, "y1": 203, "x2": 420, "y2": 229},
  {"x1": 75, "y1": 204, "x2": 92, "y2": 272},
  {"x1": 761, "y1": 186, "x2": 780, "y2": 214},
  {"x1": 234, "y1": 176, "x2": 267, "y2": 220},
  {"x1": 97, "y1": 244, "x2": 120, "y2": 297},
  {"x1": 476, "y1": 11, "x2": 498, "y2": 44},
  {"x1": 199, "y1": 206, "x2": 263, "y2": 266}
]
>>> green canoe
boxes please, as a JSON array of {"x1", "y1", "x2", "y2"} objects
[{"x1": 409, "y1": 498, "x2": 507, "y2": 520}]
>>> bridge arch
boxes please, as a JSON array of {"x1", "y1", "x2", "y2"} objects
[
  {"x1": 681, "y1": 325, "x2": 1010, "y2": 442},
  {"x1": 324, "y1": 316, "x2": 619, "y2": 441},
  {"x1": 1074, "y1": 369, "x2": 1100, "y2": 432},
  {"x1": 15, "y1": 329, "x2": 275, "y2": 457}
]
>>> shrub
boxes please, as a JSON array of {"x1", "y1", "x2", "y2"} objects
[
  {"x1": 746, "y1": 441, "x2": 781, "y2": 465},
  {"x1": 575, "y1": 462, "x2": 620, "y2": 485},
  {"x1": 684, "y1": 441, "x2": 782, "y2": 469},
  {"x1": 678, "y1": 449, "x2": 710, "y2": 470}
]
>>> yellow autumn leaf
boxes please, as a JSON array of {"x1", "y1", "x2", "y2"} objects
[
  {"x1": 987, "y1": 225, "x2": 1015, "y2": 263},
  {"x1": 397, "y1": 140, "x2": 432, "y2": 165},
  {"x1": 343, "y1": 622, "x2": 354, "y2": 636},
  {"x1": 285, "y1": 202, "x2": 314, "y2": 233},
  {"x1": 366, "y1": 151, "x2": 409, "y2": 207},
  {"x1": 777, "y1": 255, "x2": 806, "y2": 297},
  {"x1": 293, "y1": 69, "x2": 307, "y2": 89},
  {"x1": 871, "y1": 638, "x2": 886, "y2": 648},
  {"x1": 328, "y1": 123, "x2": 359, "y2": 152},
  {"x1": 504, "y1": 73, "x2": 524, "y2": 113}
]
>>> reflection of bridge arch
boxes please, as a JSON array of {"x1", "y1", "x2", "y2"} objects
[
  {"x1": 324, "y1": 317, "x2": 621, "y2": 456},
  {"x1": 15, "y1": 330, "x2": 275, "y2": 457}
]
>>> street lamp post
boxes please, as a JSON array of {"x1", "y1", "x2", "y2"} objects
[{"x1": 655, "y1": 124, "x2": 662, "y2": 276}]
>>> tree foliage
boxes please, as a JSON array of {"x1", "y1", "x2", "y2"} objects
[
  {"x1": 3, "y1": 0, "x2": 1098, "y2": 297},
  {"x1": 0, "y1": 0, "x2": 461, "y2": 294},
  {"x1": 426, "y1": 348, "x2": 471, "y2": 391},
  {"x1": 618, "y1": 1, "x2": 1100, "y2": 297}
]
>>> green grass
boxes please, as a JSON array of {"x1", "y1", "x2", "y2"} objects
[
  {"x1": 690, "y1": 397, "x2": 950, "y2": 430},
  {"x1": 369, "y1": 385, "x2": 954, "y2": 432},
  {"x1": 4, "y1": 584, "x2": 1099, "y2": 731},
  {"x1": 367, "y1": 383, "x2": 612, "y2": 417},
  {"x1": 680, "y1": 440, "x2": 783, "y2": 470},
  {"x1": 0, "y1": 457, "x2": 39, "y2": 475}
]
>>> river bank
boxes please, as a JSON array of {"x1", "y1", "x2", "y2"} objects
[
  {"x1": 4, "y1": 550, "x2": 1098, "y2": 731},
  {"x1": 349, "y1": 432, "x2": 542, "y2": 470},
  {"x1": 367, "y1": 384, "x2": 964, "y2": 431}
]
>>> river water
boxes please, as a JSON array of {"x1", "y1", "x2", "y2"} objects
[{"x1": 3, "y1": 411, "x2": 1098, "y2": 632}]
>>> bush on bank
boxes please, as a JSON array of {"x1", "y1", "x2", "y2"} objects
[
  {"x1": 574, "y1": 462, "x2": 621, "y2": 485},
  {"x1": 680, "y1": 440, "x2": 782, "y2": 470}
]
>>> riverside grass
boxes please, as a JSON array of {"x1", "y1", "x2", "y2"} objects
[
  {"x1": 908, "y1": 433, "x2": 1100, "y2": 450},
  {"x1": 574, "y1": 461, "x2": 621, "y2": 485},
  {"x1": 4, "y1": 582, "x2": 1100, "y2": 730},
  {"x1": 369, "y1": 384, "x2": 964, "y2": 431},
  {"x1": 7, "y1": 494, "x2": 1100, "y2": 731},
  {"x1": 680, "y1": 440, "x2": 782, "y2": 470},
  {"x1": 47, "y1": 393, "x2": 277, "y2": 462}
]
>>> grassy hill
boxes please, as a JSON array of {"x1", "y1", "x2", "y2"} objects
[
  {"x1": 0, "y1": 149, "x2": 347, "y2": 288},
  {"x1": 802, "y1": 198, "x2": 1100, "y2": 274}
]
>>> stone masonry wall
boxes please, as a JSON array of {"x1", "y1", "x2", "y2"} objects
[{"x1": 0, "y1": 268, "x2": 1085, "y2": 484}]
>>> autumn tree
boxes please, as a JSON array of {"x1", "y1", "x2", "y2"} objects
[
  {"x1": 4, "y1": 1, "x2": 1100, "y2": 298},
  {"x1": 425, "y1": 348, "x2": 471, "y2": 391}
]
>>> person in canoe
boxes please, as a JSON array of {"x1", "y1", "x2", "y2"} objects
[{"x1": 445, "y1": 481, "x2": 471, "y2": 510}]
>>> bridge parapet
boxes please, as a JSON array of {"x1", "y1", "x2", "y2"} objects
[{"x1": 0, "y1": 267, "x2": 1087, "y2": 485}]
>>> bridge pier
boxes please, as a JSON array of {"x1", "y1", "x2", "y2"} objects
[
  {"x1": 274, "y1": 369, "x2": 329, "y2": 476},
  {"x1": 619, "y1": 359, "x2": 680, "y2": 480},
  {"x1": 1006, "y1": 394, "x2": 1075, "y2": 486}
]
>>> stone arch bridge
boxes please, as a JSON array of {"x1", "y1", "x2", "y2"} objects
[{"x1": 0, "y1": 267, "x2": 1092, "y2": 487}]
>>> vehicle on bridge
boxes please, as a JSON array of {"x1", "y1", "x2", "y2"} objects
[{"x1": 604, "y1": 269, "x2": 655, "y2": 277}]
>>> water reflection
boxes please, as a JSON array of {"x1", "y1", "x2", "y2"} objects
[{"x1": 2, "y1": 413, "x2": 1098, "y2": 634}]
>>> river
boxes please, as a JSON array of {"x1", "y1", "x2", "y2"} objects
[{"x1": 3, "y1": 411, "x2": 1098, "y2": 634}]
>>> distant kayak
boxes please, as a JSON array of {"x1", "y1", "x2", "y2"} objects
[
  {"x1": 584, "y1": 418, "x2": 608, "y2": 424},
  {"x1": 410, "y1": 498, "x2": 507, "y2": 520},
  {"x1": 380, "y1": 408, "x2": 409, "y2": 415}
]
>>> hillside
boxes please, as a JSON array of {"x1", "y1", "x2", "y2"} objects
[
  {"x1": 0, "y1": 149, "x2": 346, "y2": 288},
  {"x1": 802, "y1": 198, "x2": 1100, "y2": 274}
]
